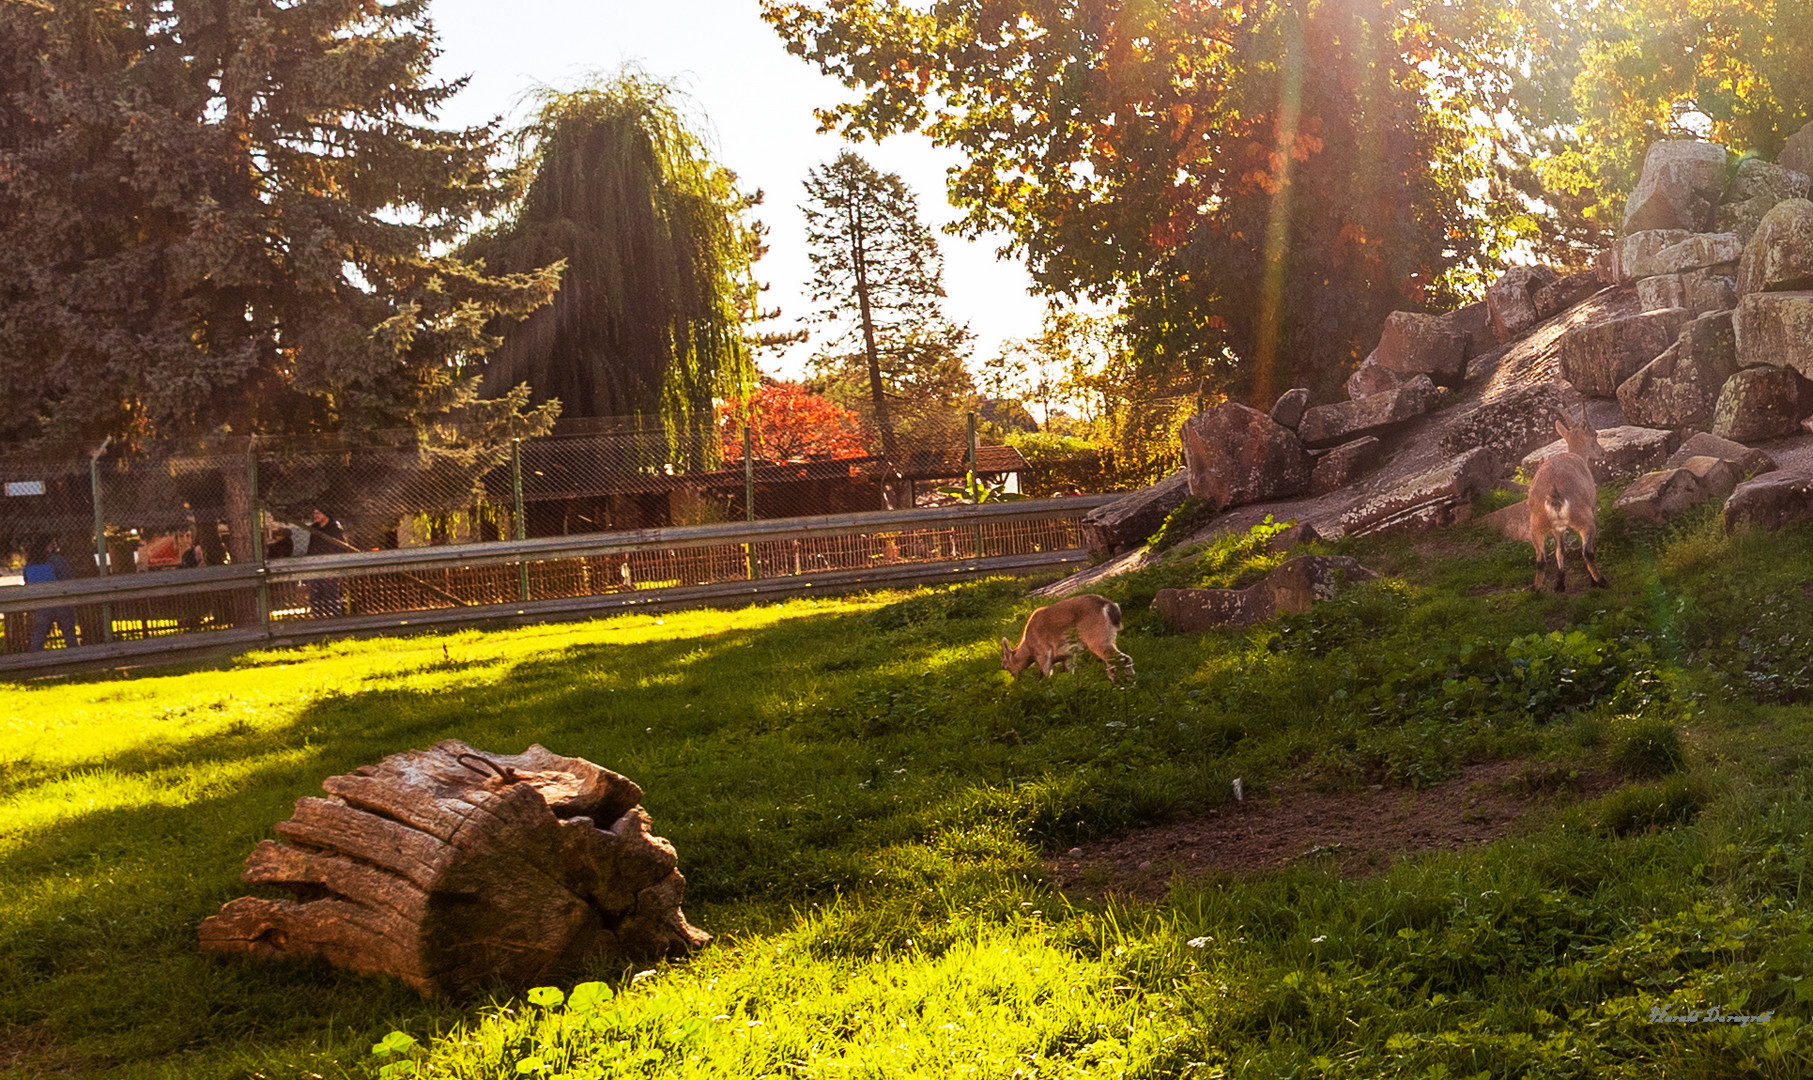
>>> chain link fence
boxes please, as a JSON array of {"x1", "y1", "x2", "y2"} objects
[{"x1": 0, "y1": 413, "x2": 1128, "y2": 657}]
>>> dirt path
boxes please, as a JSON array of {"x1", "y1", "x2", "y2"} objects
[{"x1": 1047, "y1": 760, "x2": 1619, "y2": 900}]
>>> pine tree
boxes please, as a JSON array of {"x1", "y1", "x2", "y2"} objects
[
  {"x1": 800, "y1": 150, "x2": 958, "y2": 459},
  {"x1": 0, "y1": 0, "x2": 560, "y2": 454}
]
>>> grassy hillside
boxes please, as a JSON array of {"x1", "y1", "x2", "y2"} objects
[{"x1": 3, "y1": 496, "x2": 1812, "y2": 1078}]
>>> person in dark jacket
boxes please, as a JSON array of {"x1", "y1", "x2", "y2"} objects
[
  {"x1": 306, "y1": 507, "x2": 347, "y2": 617},
  {"x1": 22, "y1": 537, "x2": 79, "y2": 651}
]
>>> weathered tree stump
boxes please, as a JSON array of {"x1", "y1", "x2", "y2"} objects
[{"x1": 198, "y1": 740, "x2": 709, "y2": 996}]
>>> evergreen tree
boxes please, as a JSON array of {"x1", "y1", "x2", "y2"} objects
[
  {"x1": 0, "y1": 0, "x2": 560, "y2": 454},
  {"x1": 464, "y1": 75, "x2": 764, "y2": 461},
  {"x1": 800, "y1": 150, "x2": 960, "y2": 459}
]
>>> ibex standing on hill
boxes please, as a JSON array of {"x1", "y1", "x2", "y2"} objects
[
  {"x1": 1527, "y1": 409, "x2": 1609, "y2": 592},
  {"x1": 1001, "y1": 594, "x2": 1134, "y2": 682}
]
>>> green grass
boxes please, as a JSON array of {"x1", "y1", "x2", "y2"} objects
[{"x1": 5, "y1": 494, "x2": 1813, "y2": 1078}]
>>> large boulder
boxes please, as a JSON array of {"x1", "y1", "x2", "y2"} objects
[
  {"x1": 1781, "y1": 122, "x2": 1813, "y2": 181},
  {"x1": 1081, "y1": 469, "x2": 1189, "y2": 560},
  {"x1": 1522, "y1": 425, "x2": 1680, "y2": 482},
  {"x1": 1730, "y1": 156, "x2": 1811, "y2": 203},
  {"x1": 1533, "y1": 271, "x2": 1604, "y2": 320},
  {"x1": 1615, "y1": 468, "x2": 1712, "y2": 524},
  {"x1": 1636, "y1": 266, "x2": 1739, "y2": 316},
  {"x1": 1269, "y1": 387, "x2": 1312, "y2": 430},
  {"x1": 1153, "y1": 556, "x2": 1379, "y2": 631},
  {"x1": 1376, "y1": 310, "x2": 1469, "y2": 385},
  {"x1": 1624, "y1": 140, "x2": 1728, "y2": 233},
  {"x1": 1647, "y1": 232, "x2": 1743, "y2": 275},
  {"x1": 1339, "y1": 448, "x2": 1501, "y2": 537},
  {"x1": 1683, "y1": 266, "x2": 1739, "y2": 315},
  {"x1": 1346, "y1": 350, "x2": 1417, "y2": 399},
  {"x1": 1558, "y1": 307, "x2": 1691, "y2": 397},
  {"x1": 1179, "y1": 402, "x2": 1313, "y2": 511},
  {"x1": 1488, "y1": 265, "x2": 1560, "y2": 339},
  {"x1": 1310, "y1": 436, "x2": 1383, "y2": 495},
  {"x1": 1443, "y1": 300, "x2": 1500, "y2": 358},
  {"x1": 1665, "y1": 431, "x2": 1777, "y2": 477},
  {"x1": 1724, "y1": 470, "x2": 1813, "y2": 533},
  {"x1": 1299, "y1": 375, "x2": 1441, "y2": 448},
  {"x1": 1733, "y1": 291, "x2": 1813, "y2": 375},
  {"x1": 1612, "y1": 230, "x2": 1693, "y2": 283},
  {"x1": 1711, "y1": 365, "x2": 1805, "y2": 442},
  {"x1": 1478, "y1": 500, "x2": 1533, "y2": 542},
  {"x1": 1737, "y1": 199, "x2": 1813, "y2": 296},
  {"x1": 1721, "y1": 158, "x2": 1811, "y2": 242},
  {"x1": 1616, "y1": 310, "x2": 1739, "y2": 428},
  {"x1": 1438, "y1": 380, "x2": 1583, "y2": 464}
]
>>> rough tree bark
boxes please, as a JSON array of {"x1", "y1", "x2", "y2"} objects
[{"x1": 198, "y1": 740, "x2": 709, "y2": 997}]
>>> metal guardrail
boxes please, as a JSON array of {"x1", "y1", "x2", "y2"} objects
[{"x1": 1, "y1": 497, "x2": 1113, "y2": 674}]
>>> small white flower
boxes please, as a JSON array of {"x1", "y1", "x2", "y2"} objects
[{"x1": 1187, "y1": 936, "x2": 1212, "y2": 949}]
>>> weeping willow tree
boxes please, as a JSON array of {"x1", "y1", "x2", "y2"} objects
[{"x1": 468, "y1": 75, "x2": 762, "y2": 466}]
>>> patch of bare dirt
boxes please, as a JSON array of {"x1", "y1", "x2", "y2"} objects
[{"x1": 1047, "y1": 760, "x2": 1618, "y2": 900}]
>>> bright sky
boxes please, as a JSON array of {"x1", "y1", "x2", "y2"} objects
[{"x1": 428, "y1": 0, "x2": 1049, "y2": 380}]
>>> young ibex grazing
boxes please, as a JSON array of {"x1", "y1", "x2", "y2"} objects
[
  {"x1": 1527, "y1": 409, "x2": 1609, "y2": 592},
  {"x1": 1001, "y1": 594, "x2": 1134, "y2": 682}
]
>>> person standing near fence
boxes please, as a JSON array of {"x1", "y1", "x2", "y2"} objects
[
  {"x1": 305, "y1": 507, "x2": 347, "y2": 618},
  {"x1": 22, "y1": 538, "x2": 79, "y2": 651}
]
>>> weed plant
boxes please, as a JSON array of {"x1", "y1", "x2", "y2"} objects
[{"x1": 3, "y1": 496, "x2": 1813, "y2": 1077}]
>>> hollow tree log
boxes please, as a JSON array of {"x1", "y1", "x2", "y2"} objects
[{"x1": 198, "y1": 739, "x2": 709, "y2": 996}]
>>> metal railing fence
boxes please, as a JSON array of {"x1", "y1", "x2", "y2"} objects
[{"x1": 0, "y1": 496, "x2": 1113, "y2": 672}]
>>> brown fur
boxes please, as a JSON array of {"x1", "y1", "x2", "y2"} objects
[
  {"x1": 1001, "y1": 594, "x2": 1134, "y2": 682},
  {"x1": 1527, "y1": 410, "x2": 1609, "y2": 592}
]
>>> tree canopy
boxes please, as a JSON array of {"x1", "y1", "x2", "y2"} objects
[
  {"x1": 766, "y1": 0, "x2": 1555, "y2": 402},
  {"x1": 0, "y1": 0, "x2": 560, "y2": 453},
  {"x1": 465, "y1": 75, "x2": 764, "y2": 448}
]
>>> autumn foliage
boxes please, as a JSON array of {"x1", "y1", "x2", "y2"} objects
[{"x1": 719, "y1": 382, "x2": 869, "y2": 463}]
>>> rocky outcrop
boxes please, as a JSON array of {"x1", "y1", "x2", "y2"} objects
[
  {"x1": 1734, "y1": 292, "x2": 1813, "y2": 375},
  {"x1": 1081, "y1": 469, "x2": 1189, "y2": 560},
  {"x1": 1711, "y1": 365, "x2": 1805, "y2": 442},
  {"x1": 1339, "y1": 448, "x2": 1500, "y2": 537},
  {"x1": 1180, "y1": 403, "x2": 1313, "y2": 511},
  {"x1": 1376, "y1": 311, "x2": 1469, "y2": 385},
  {"x1": 1299, "y1": 376, "x2": 1440, "y2": 448},
  {"x1": 1438, "y1": 381, "x2": 1583, "y2": 464},
  {"x1": 1664, "y1": 431, "x2": 1777, "y2": 477},
  {"x1": 1624, "y1": 140, "x2": 1728, "y2": 233},
  {"x1": 1488, "y1": 265, "x2": 1560, "y2": 339},
  {"x1": 1737, "y1": 199, "x2": 1813, "y2": 296},
  {"x1": 1617, "y1": 311, "x2": 1738, "y2": 429},
  {"x1": 1269, "y1": 387, "x2": 1312, "y2": 430},
  {"x1": 1479, "y1": 500, "x2": 1532, "y2": 542},
  {"x1": 1724, "y1": 470, "x2": 1813, "y2": 533},
  {"x1": 1522, "y1": 426, "x2": 1680, "y2": 482},
  {"x1": 1559, "y1": 307, "x2": 1691, "y2": 397},
  {"x1": 1153, "y1": 556, "x2": 1379, "y2": 631},
  {"x1": 1310, "y1": 436, "x2": 1383, "y2": 495}
]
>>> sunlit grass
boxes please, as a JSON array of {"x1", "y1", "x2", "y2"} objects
[{"x1": 4, "y1": 513, "x2": 1813, "y2": 1078}]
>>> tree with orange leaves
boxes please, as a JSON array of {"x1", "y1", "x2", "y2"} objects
[
  {"x1": 762, "y1": 0, "x2": 1553, "y2": 403},
  {"x1": 720, "y1": 381, "x2": 869, "y2": 463}
]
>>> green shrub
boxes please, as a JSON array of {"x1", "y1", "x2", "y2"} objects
[
  {"x1": 1612, "y1": 717, "x2": 1686, "y2": 778},
  {"x1": 1147, "y1": 496, "x2": 1215, "y2": 551},
  {"x1": 1598, "y1": 774, "x2": 1708, "y2": 836}
]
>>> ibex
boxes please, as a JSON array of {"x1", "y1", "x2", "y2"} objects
[
  {"x1": 1527, "y1": 409, "x2": 1609, "y2": 592},
  {"x1": 1001, "y1": 594, "x2": 1134, "y2": 682}
]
